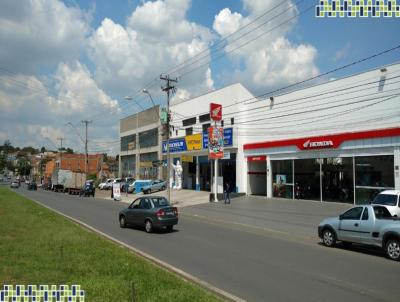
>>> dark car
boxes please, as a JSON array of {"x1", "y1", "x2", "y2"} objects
[
  {"x1": 80, "y1": 182, "x2": 95, "y2": 197},
  {"x1": 28, "y1": 182, "x2": 37, "y2": 190},
  {"x1": 119, "y1": 196, "x2": 178, "y2": 233}
]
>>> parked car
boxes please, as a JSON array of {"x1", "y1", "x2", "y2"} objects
[
  {"x1": 121, "y1": 178, "x2": 135, "y2": 193},
  {"x1": 318, "y1": 205, "x2": 400, "y2": 261},
  {"x1": 127, "y1": 181, "x2": 136, "y2": 193},
  {"x1": 371, "y1": 190, "x2": 400, "y2": 217},
  {"x1": 10, "y1": 181, "x2": 20, "y2": 188},
  {"x1": 80, "y1": 182, "x2": 95, "y2": 197},
  {"x1": 28, "y1": 181, "x2": 37, "y2": 190},
  {"x1": 99, "y1": 178, "x2": 113, "y2": 190},
  {"x1": 142, "y1": 179, "x2": 167, "y2": 194},
  {"x1": 119, "y1": 196, "x2": 178, "y2": 233}
]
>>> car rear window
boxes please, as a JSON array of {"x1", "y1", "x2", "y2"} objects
[
  {"x1": 373, "y1": 206, "x2": 393, "y2": 219},
  {"x1": 373, "y1": 194, "x2": 397, "y2": 206},
  {"x1": 151, "y1": 197, "x2": 169, "y2": 208}
]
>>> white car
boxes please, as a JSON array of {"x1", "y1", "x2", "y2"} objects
[
  {"x1": 99, "y1": 178, "x2": 113, "y2": 190},
  {"x1": 371, "y1": 190, "x2": 400, "y2": 217}
]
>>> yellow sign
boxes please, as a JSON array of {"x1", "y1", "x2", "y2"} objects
[
  {"x1": 181, "y1": 155, "x2": 193, "y2": 163},
  {"x1": 185, "y1": 133, "x2": 202, "y2": 150},
  {"x1": 139, "y1": 161, "x2": 153, "y2": 168}
]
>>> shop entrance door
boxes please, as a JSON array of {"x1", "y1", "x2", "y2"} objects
[{"x1": 247, "y1": 156, "x2": 267, "y2": 195}]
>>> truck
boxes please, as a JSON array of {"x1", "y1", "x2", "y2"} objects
[
  {"x1": 318, "y1": 205, "x2": 400, "y2": 261},
  {"x1": 51, "y1": 169, "x2": 86, "y2": 195}
]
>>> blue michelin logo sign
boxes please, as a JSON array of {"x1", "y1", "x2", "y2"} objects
[
  {"x1": 203, "y1": 127, "x2": 233, "y2": 149},
  {"x1": 162, "y1": 138, "x2": 187, "y2": 153}
]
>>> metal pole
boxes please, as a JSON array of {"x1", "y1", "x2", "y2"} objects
[
  {"x1": 137, "y1": 112, "x2": 140, "y2": 180},
  {"x1": 214, "y1": 158, "x2": 218, "y2": 202}
]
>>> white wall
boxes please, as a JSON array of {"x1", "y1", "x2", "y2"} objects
[
  {"x1": 169, "y1": 83, "x2": 255, "y2": 192},
  {"x1": 240, "y1": 63, "x2": 400, "y2": 146}
]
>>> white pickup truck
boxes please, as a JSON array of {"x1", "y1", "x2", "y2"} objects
[{"x1": 318, "y1": 205, "x2": 400, "y2": 261}]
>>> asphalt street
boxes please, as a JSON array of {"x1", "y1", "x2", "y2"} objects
[{"x1": 11, "y1": 187, "x2": 400, "y2": 302}]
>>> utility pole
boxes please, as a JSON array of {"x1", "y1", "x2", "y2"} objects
[
  {"x1": 81, "y1": 120, "x2": 92, "y2": 177},
  {"x1": 160, "y1": 74, "x2": 177, "y2": 203},
  {"x1": 57, "y1": 137, "x2": 64, "y2": 169}
]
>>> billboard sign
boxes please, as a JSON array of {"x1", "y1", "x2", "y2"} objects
[{"x1": 208, "y1": 127, "x2": 224, "y2": 159}]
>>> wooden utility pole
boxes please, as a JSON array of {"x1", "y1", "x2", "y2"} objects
[
  {"x1": 57, "y1": 137, "x2": 64, "y2": 169},
  {"x1": 81, "y1": 120, "x2": 92, "y2": 176},
  {"x1": 160, "y1": 75, "x2": 177, "y2": 203}
]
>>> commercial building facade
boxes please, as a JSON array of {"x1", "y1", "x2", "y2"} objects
[
  {"x1": 119, "y1": 105, "x2": 163, "y2": 179},
  {"x1": 118, "y1": 62, "x2": 400, "y2": 204},
  {"x1": 242, "y1": 63, "x2": 400, "y2": 204}
]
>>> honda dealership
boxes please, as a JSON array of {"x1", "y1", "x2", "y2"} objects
[{"x1": 120, "y1": 62, "x2": 400, "y2": 204}]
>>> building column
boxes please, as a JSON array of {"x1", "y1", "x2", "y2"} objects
[
  {"x1": 118, "y1": 155, "x2": 122, "y2": 178},
  {"x1": 267, "y1": 156, "x2": 272, "y2": 198},
  {"x1": 196, "y1": 156, "x2": 200, "y2": 191},
  {"x1": 395, "y1": 147, "x2": 400, "y2": 191}
]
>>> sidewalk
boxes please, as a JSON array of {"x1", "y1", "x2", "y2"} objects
[{"x1": 96, "y1": 189, "x2": 211, "y2": 208}]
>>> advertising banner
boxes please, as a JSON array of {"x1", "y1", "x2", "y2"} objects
[
  {"x1": 203, "y1": 127, "x2": 233, "y2": 149},
  {"x1": 181, "y1": 155, "x2": 194, "y2": 162},
  {"x1": 185, "y1": 133, "x2": 202, "y2": 150},
  {"x1": 112, "y1": 183, "x2": 121, "y2": 201},
  {"x1": 162, "y1": 138, "x2": 187, "y2": 153},
  {"x1": 208, "y1": 127, "x2": 224, "y2": 159}
]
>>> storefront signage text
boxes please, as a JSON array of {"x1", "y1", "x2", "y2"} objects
[
  {"x1": 162, "y1": 138, "x2": 187, "y2": 153},
  {"x1": 185, "y1": 133, "x2": 202, "y2": 150},
  {"x1": 301, "y1": 139, "x2": 334, "y2": 149}
]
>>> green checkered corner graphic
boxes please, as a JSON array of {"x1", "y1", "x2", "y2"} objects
[
  {"x1": 0, "y1": 285, "x2": 85, "y2": 302},
  {"x1": 316, "y1": 0, "x2": 400, "y2": 17}
]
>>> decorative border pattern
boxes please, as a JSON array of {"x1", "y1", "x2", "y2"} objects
[
  {"x1": 0, "y1": 285, "x2": 85, "y2": 302},
  {"x1": 316, "y1": 0, "x2": 400, "y2": 17}
]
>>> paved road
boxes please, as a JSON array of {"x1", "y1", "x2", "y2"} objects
[{"x1": 14, "y1": 187, "x2": 400, "y2": 302}]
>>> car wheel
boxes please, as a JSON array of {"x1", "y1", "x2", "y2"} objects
[
  {"x1": 385, "y1": 238, "x2": 400, "y2": 261},
  {"x1": 119, "y1": 216, "x2": 126, "y2": 228},
  {"x1": 162, "y1": 186, "x2": 166, "y2": 191},
  {"x1": 322, "y1": 228, "x2": 336, "y2": 247},
  {"x1": 145, "y1": 220, "x2": 153, "y2": 233},
  {"x1": 166, "y1": 225, "x2": 173, "y2": 232}
]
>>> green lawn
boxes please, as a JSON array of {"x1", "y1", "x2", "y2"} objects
[{"x1": 0, "y1": 187, "x2": 222, "y2": 301}]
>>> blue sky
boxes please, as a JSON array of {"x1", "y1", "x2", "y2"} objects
[{"x1": 0, "y1": 0, "x2": 399, "y2": 153}]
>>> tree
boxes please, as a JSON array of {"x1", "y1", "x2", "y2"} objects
[
  {"x1": 2, "y1": 140, "x2": 12, "y2": 154},
  {"x1": 16, "y1": 158, "x2": 31, "y2": 176},
  {"x1": 40, "y1": 146, "x2": 46, "y2": 153},
  {"x1": 22, "y1": 146, "x2": 39, "y2": 155},
  {"x1": 65, "y1": 147, "x2": 74, "y2": 154}
]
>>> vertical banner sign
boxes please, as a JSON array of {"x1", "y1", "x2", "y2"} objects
[
  {"x1": 208, "y1": 127, "x2": 224, "y2": 159},
  {"x1": 113, "y1": 183, "x2": 121, "y2": 201},
  {"x1": 210, "y1": 103, "x2": 222, "y2": 121}
]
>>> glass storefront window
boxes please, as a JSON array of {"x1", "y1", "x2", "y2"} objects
[
  {"x1": 121, "y1": 134, "x2": 136, "y2": 151},
  {"x1": 294, "y1": 159, "x2": 321, "y2": 201},
  {"x1": 139, "y1": 128, "x2": 158, "y2": 148},
  {"x1": 322, "y1": 157, "x2": 353, "y2": 204},
  {"x1": 272, "y1": 160, "x2": 293, "y2": 199},
  {"x1": 121, "y1": 155, "x2": 136, "y2": 177},
  {"x1": 355, "y1": 155, "x2": 394, "y2": 204}
]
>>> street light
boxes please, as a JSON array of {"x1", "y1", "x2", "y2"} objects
[
  {"x1": 142, "y1": 89, "x2": 164, "y2": 185},
  {"x1": 124, "y1": 96, "x2": 142, "y2": 180}
]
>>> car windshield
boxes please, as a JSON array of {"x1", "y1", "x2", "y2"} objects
[
  {"x1": 151, "y1": 197, "x2": 169, "y2": 208},
  {"x1": 373, "y1": 194, "x2": 397, "y2": 206}
]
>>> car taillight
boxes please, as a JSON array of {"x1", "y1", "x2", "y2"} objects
[
  {"x1": 173, "y1": 207, "x2": 178, "y2": 216},
  {"x1": 157, "y1": 209, "x2": 166, "y2": 217}
]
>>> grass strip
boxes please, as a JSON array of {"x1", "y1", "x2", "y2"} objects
[{"x1": 0, "y1": 187, "x2": 221, "y2": 301}]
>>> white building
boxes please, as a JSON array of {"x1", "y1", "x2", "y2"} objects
[
  {"x1": 120, "y1": 62, "x2": 400, "y2": 205},
  {"x1": 242, "y1": 62, "x2": 400, "y2": 204}
]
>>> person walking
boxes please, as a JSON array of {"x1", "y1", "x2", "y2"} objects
[{"x1": 224, "y1": 181, "x2": 231, "y2": 204}]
